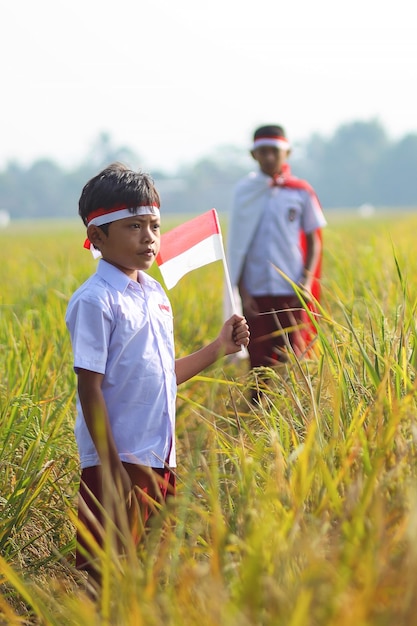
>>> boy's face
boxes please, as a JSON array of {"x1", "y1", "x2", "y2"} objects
[
  {"x1": 87, "y1": 214, "x2": 161, "y2": 280},
  {"x1": 251, "y1": 145, "x2": 288, "y2": 177}
]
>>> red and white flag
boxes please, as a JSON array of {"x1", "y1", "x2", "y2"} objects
[{"x1": 156, "y1": 209, "x2": 226, "y2": 290}]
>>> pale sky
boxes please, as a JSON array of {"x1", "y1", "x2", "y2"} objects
[{"x1": 1, "y1": 0, "x2": 416, "y2": 173}]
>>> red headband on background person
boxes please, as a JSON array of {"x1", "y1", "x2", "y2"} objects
[{"x1": 252, "y1": 135, "x2": 290, "y2": 151}]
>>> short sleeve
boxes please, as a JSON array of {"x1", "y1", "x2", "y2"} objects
[
  {"x1": 301, "y1": 191, "x2": 327, "y2": 234},
  {"x1": 66, "y1": 296, "x2": 113, "y2": 374}
]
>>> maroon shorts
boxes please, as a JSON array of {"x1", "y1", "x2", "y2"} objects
[
  {"x1": 76, "y1": 463, "x2": 176, "y2": 570},
  {"x1": 245, "y1": 295, "x2": 308, "y2": 368}
]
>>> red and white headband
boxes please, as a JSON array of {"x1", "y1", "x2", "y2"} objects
[
  {"x1": 84, "y1": 204, "x2": 160, "y2": 257},
  {"x1": 87, "y1": 204, "x2": 160, "y2": 226},
  {"x1": 252, "y1": 135, "x2": 290, "y2": 151}
]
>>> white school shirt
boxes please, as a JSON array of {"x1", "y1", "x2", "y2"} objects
[
  {"x1": 242, "y1": 184, "x2": 326, "y2": 296},
  {"x1": 65, "y1": 259, "x2": 177, "y2": 469}
]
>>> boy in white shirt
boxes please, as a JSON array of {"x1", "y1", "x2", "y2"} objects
[
  {"x1": 228, "y1": 125, "x2": 326, "y2": 370},
  {"x1": 66, "y1": 162, "x2": 249, "y2": 586}
]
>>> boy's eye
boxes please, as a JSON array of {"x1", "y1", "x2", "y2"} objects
[{"x1": 129, "y1": 221, "x2": 160, "y2": 231}]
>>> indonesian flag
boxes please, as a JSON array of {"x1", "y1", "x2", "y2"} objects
[{"x1": 156, "y1": 209, "x2": 226, "y2": 289}]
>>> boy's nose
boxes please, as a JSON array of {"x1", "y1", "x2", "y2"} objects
[{"x1": 144, "y1": 228, "x2": 154, "y2": 241}]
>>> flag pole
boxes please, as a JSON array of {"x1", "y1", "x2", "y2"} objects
[
  {"x1": 213, "y1": 209, "x2": 236, "y2": 314},
  {"x1": 220, "y1": 241, "x2": 237, "y2": 315},
  {"x1": 214, "y1": 210, "x2": 245, "y2": 353}
]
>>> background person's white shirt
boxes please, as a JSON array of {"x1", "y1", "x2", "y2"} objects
[{"x1": 242, "y1": 185, "x2": 325, "y2": 296}]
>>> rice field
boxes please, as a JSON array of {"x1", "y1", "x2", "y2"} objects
[{"x1": 1, "y1": 211, "x2": 417, "y2": 625}]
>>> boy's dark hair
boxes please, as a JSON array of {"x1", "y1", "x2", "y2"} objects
[
  {"x1": 253, "y1": 125, "x2": 286, "y2": 140},
  {"x1": 79, "y1": 162, "x2": 160, "y2": 227}
]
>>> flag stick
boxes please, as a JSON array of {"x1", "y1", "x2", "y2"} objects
[
  {"x1": 213, "y1": 209, "x2": 236, "y2": 314},
  {"x1": 214, "y1": 211, "x2": 245, "y2": 352},
  {"x1": 219, "y1": 238, "x2": 237, "y2": 315}
]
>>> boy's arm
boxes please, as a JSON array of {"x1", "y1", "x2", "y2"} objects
[
  {"x1": 175, "y1": 314, "x2": 249, "y2": 385},
  {"x1": 77, "y1": 368, "x2": 132, "y2": 496}
]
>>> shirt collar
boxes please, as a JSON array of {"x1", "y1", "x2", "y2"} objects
[{"x1": 96, "y1": 259, "x2": 139, "y2": 293}]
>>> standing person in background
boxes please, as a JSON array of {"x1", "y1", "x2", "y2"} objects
[{"x1": 227, "y1": 125, "x2": 326, "y2": 374}]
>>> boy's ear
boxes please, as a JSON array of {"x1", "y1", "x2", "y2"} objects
[
  {"x1": 87, "y1": 224, "x2": 106, "y2": 249},
  {"x1": 250, "y1": 149, "x2": 257, "y2": 161}
]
